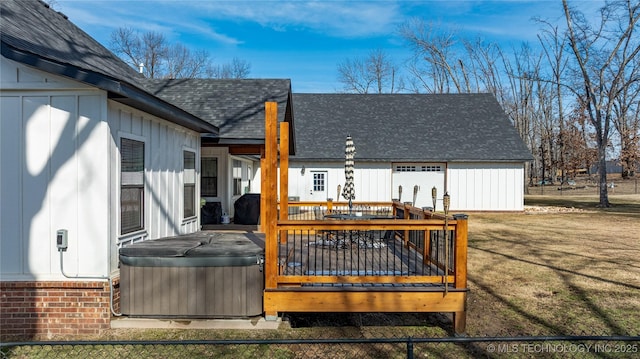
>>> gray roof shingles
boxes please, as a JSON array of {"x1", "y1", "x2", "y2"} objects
[
  {"x1": 1, "y1": 0, "x2": 144, "y2": 89},
  {"x1": 291, "y1": 93, "x2": 533, "y2": 162},
  {"x1": 141, "y1": 79, "x2": 292, "y2": 140}
]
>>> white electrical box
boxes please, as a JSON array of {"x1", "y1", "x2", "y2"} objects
[{"x1": 56, "y1": 229, "x2": 68, "y2": 251}]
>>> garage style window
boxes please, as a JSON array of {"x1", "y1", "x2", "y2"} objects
[
  {"x1": 395, "y1": 164, "x2": 443, "y2": 172},
  {"x1": 121, "y1": 138, "x2": 144, "y2": 234},
  {"x1": 184, "y1": 150, "x2": 196, "y2": 218}
]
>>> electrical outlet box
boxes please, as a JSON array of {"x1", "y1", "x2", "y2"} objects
[{"x1": 56, "y1": 229, "x2": 68, "y2": 250}]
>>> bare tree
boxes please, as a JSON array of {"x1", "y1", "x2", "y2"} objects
[
  {"x1": 109, "y1": 27, "x2": 251, "y2": 79},
  {"x1": 562, "y1": 0, "x2": 640, "y2": 207},
  {"x1": 613, "y1": 83, "x2": 640, "y2": 177},
  {"x1": 165, "y1": 44, "x2": 210, "y2": 79},
  {"x1": 206, "y1": 57, "x2": 252, "y2": 79},
  {"x1": 337, "y1": 49, "x2": 403, "y2": 93},
  {"x1": 400, "y1": 19, "x2": 464, "y2": 93}
]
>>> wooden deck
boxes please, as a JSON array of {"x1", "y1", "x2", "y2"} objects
[{"x1": 260, "y1": 101, "x2": 468, "y2": 334}]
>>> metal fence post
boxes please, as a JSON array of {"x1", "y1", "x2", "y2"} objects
[{"x1": 406, "y1": 337, "x2": 414, "y2": 359}]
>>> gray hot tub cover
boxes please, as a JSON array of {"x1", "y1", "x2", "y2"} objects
[{"x1": 119, "y1": 232, "x2": 264, "y2": 267}]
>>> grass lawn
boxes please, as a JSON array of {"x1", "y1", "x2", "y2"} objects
[{"x1": 466, "y1": 193, "x2": 639, "y2": 337}]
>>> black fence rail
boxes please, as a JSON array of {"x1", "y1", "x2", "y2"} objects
[{"x1": 2, "y1": 336, "x2": 638, "y2": 358}]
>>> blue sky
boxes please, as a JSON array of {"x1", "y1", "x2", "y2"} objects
[{"x1": 54, "y1": 0, "x2": 603, "y2": 93}]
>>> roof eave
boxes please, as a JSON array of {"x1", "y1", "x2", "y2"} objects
[{"x1": 1, "y1": 43, "x2": 218, "y2": 135}]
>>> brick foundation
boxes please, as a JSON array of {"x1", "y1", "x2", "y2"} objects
[{"x1": 0, "y1": 278, "x2": 119, "y2": 340}]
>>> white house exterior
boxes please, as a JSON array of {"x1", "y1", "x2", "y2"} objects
[
  {"x1": 1, "y1": 57, "x2": 205, "y2": 278},
  {"x1": 1, "y1": 0, "x2": 218, "y2": 338},
  {"x1": 286, "y1": 161, "x2": 525, "y2": 211},
  {"x1": 287, "y1": 93, "x2": 532, "y2": 212}
]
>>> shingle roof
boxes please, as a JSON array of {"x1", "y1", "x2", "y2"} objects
[
  {"x1": 141, "y1": 78, "x2": 292, "y2": 140},
  {"x1": 291, "y1": 93, "x2": 533, "y2": 162},
  {"x1": 0, "y1": 0, "x2": 217, "y2": 134}
]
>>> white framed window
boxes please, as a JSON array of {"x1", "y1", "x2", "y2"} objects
[
  {"x1": 183, "y1": 150, "x2": 196, "y2": 218},
  {"x1": 233, "y1": 159, "x2": 242, "y2": 196},
  {"x1": 201, "y1": 157, "x2": 218, "y2": 197},
  {"x1": 120, "y1": 138, "x2": 145, "y2": 234},
  {"x1": 313, "y1": 172, "x2": 325, "y2": 191}
]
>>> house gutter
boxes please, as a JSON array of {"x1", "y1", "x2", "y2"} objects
[{"x1": 1, "y1": 42, "x2": 218, "y2": 135}]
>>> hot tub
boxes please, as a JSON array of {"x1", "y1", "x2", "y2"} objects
[{"x1": 119, "y1": 232, "x2": 264, "y2": 318}]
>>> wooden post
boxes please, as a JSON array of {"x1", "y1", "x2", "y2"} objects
[
  {"x1": 454, "y1": 217, "x2": 468, "y2": 289},
  {"x1": 453, "y1": 215, "x2": 468, "y2": 335},
  {"x1": 279, "y1": 122, "x2": 289, "y2": 244},
  {"x1": 264, "y1": 102, "x2": 278, "y2": 293},
  {"x1": 327, "y1": 198, "x2": 333, "y2": 214}
]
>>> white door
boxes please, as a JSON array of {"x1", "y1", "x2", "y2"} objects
[
  {"x1": 309, "y1": 171, "x2": 328, "y2": 201},
  {"x1": 392, "y1": 163, "x2": 445, "y2": 209}
]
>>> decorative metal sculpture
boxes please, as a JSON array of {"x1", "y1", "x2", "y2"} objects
[{"x1": 431, "y1": 186, "x2": 437, "y2": 212}]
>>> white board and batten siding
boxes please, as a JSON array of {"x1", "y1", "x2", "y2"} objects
[
  {"x1": 447, "y1": 162, "x2": 525, "y2": 211},
  {"x1": 284, "y1": 159, "x2": 525, "y2": 212},
  {"x1": 107, "y1": 101, "x2": 201, "y2": 268},
  {"x1": 1, "y1": 57, "x2": 109, "y2": 280},
  {"x1": 1, "y1": 56, "x2": 202, "y2": 280},
  {"x1": 287, "y1": 162, "x2": 392, "y2": 202}
]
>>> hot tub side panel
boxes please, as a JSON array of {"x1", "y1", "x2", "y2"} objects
[{"x1": 120, "y1": 264, "x2": 263, "y2": 317}]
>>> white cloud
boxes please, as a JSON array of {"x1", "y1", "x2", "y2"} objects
[
  {"x1": 181, "y1": 1, "x2": 404, "y2": 38},
  {"x1": 57, "y1": 1, "x2": 243, "y2": 45}
]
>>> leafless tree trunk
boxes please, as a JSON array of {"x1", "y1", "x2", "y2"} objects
[
  {"x1": 562, "y1": 0, "x2": 640, "y2": 207},
  {"x1": 399, "y1": 19, "x2": 469, "y2": 93},
  {"x1": 206, "y1": 57, "x2": 252, "y2": 79},
  {"x1": 337, "y1": 49, "x2": 403, "y2": 93}
]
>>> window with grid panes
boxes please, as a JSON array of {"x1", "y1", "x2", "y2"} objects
[
  {"x1": 232, "y1": 159, "x2": 242, "y2": 195},
  {"x1": 201, "y1": 157, "x2": 218, "y2": 197},
  {"x1": 120, "y1": 138, "x2": 144, "y2": 234},
  {"x1": 313, "y1": 172, "x2": 325, "y2": 191},
  {"x1": 183, "y1": 151, "x2": 196, "y2": 218}
]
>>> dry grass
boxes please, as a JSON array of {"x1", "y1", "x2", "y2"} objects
[{"x1": 466, "y1": 192, "x2": 640, "y2": 337}]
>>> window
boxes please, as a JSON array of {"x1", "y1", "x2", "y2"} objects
[
  {"x1": 201, "y1": 157, "x2": 218, "y2": 197},
  {"x1": 121, "y1": 138, "x2": 144, "y2": 234},
  {"x1": 183, "y1": 150, "x2": 196, "y2": 218},
  {"x1": 233, "y1": 159, "x2": 242, "y2": 196},
  {"x1": 313, "y1": 172, "x2": 325, "y2": 191},
  {"x1": 395, "y1": 164, "x2": 443, "y2": 172}
]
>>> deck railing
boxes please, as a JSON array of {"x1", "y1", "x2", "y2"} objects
[
  {"x1": 284, "y1": 200, "x2": 393, "y2": 221},
  {"x1": 273, "y1": 200, "x2": 467, "y2": 289}
]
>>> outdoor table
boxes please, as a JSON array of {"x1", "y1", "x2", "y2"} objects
[
  {"x1": 322, "y1": 213, "x2": 396, "y2": 248},
  {"x1": 324, "y1": 213, "x2": 396, "y2": 220}
]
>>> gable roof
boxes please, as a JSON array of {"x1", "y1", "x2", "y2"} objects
[
  {"x1": 142, "y1": 78, "x2": 295, "y2": 152},
  {"x1": 0, "y1": 0, "x2": 217, "y2": 134},
  {"x1": 291, "y1": 93, "x2": 533, "y2": 162}
]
